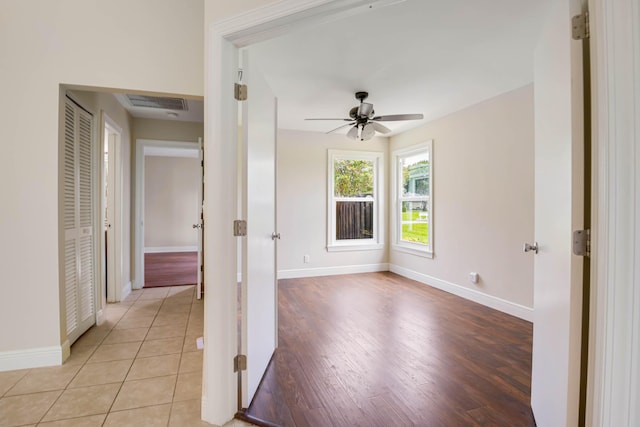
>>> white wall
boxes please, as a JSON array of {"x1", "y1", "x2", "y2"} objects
[
  {"x1": 277, "y1": 130, "x2": 389, "y2": 276},
  {"x1": 389, "y1": 85, "x2": 535, "y2": 315},
  {"x1": 0, "y1": 0, "x2": 203, "y2": 364},
  {"x1": 144, "y1": 156, "x2": 200, "y2": 249}
]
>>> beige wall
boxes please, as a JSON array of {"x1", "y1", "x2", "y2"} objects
[
  {"x1": 389, "y1": 85, "x2": 535, "y2": 308},
  {"x1": 0, "y1": 0, "x2": 203, "y2": 356},
  {"x1": 277, "y1": 130, "x2": 389, "y2": 273},
  {"x1": 277, "y1": 85, "x2": 534, "y2": 307},
  {"x1": 144, "y1": 156, "x2": 200, "y2": 249},
  {"x1": 134, "y1": 118, "x2": 204, "y2": 143}
]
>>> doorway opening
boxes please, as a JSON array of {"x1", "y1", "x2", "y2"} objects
[
  {"x1": 134, "y1": 138, "x2": 204, "y2": 299},
  {"x1": 102, "y1": 114, "x2": 123, "y2": 306}
]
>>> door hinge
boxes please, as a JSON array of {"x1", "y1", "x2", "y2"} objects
[
  {"x1": 234, "y1": 83, "x2": 248, "y2": 101},
  {"x1": 573, "y1": 229, "x2": 591, "y2": 257},
  {"x1": 201, "y1": 159, "x2": 204, "y2": 168},
  {"x1": 234, "y1": 354, "x2": 247, "y2": 372},
  {"x1": 572, "y1": 12, "x2": 589, "y2": 40},
  {"x1": 233, "y1": 220, "x2": 247, "y2": 237}
]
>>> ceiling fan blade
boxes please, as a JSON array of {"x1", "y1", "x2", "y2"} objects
[
  {"x1": 370, "y1": 122, "x2": 391, "y2": 134},
  {"x1": 326, "y1": 122, "x2": 356, "y2": 134},
  {"x1": 305, "y1": 118, "x2": 353, "y2": 121},
  {"x1": 372, "y1": 114, "x2": 424, "y2": 122}
]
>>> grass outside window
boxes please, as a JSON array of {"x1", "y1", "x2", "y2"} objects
[{"x1": 401, "y1": 211, "x2": 429, "y2": 244}]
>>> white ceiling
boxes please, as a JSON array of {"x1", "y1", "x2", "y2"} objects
[
  {"x1": 112, "y1": 0, "x2": 552, "y2": 134},
  {"x1": 248, "y1": 0, "x2": 553, "y2": 136}
]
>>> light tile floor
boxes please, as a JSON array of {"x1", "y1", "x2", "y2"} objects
[{"x1": 0, "y1": 285, "x2": 254, "y2": 427}]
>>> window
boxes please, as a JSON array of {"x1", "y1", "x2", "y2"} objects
[
  {"x1": 392, "y1": 141, "x2": 433, "y2": 257},
  {"x1": 327, "y1": 150, "x2": 384, "y2": 251}
]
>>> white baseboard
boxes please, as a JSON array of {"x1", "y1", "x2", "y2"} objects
[
  {"x1": 278, "y1": 263, "x2": 389, "y2": 279},
  {"x1": 389, "y1": 264, "x2": 533, "y2": 322},
  {"x1": 0, "y1": 345, "x2": 65, "y2": 372},
  {"x1": 61, "y1": 340, "x2": 71, "y2": 364},
  {"x1": 96, "y1": 309, "x2": 105, "y2": 326},
  {"x1": 144, "y1": 246, "x2": 198, "y2": 253},
  {"x1": 121, "y1": 281, "x2": 132, "y2": 301}
]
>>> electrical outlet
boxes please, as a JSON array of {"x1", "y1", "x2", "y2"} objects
[
  {"x1": 469, "y1": 272, "x2": 479, "y2": 284},
  {"x1": 303, "y1": 255, "x2": 310, "y2": 264}
]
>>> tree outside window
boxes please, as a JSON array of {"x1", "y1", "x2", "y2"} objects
[
  {"x1": 393, "y1": 141, "x2": 433, "y2": 257},
  {"x1": 327, "y1": 151, "x2": 384, "y2": 251}
]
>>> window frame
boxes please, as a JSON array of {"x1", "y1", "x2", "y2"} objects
[
  {"x1": 391, "y1": 140, "x2": 433, "y2": 258},
  {"x1": 327, "y1": 149, "x2": 384, "y2": 252}
]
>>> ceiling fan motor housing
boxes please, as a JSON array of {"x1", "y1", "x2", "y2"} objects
[{"x1": 355, "y1": 91, "x2": 368, "y2": 101}]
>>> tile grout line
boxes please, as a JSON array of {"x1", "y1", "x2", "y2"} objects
[
  {"x1": 101, "y1": 291, "x2": 144, "y2": 424},
  {"x1": 2, "y1": 286, "x2": 199, "y2": 427},
  {"x1": 38, "y1": 290, "x2": 139, "y2": 426}
]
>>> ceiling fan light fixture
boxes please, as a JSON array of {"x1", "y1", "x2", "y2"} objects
[
  {"x1": 306, "y1": 91, "x2": 423, "y2": 141},
  {"x1": 361, "y1": 123, "x2": 375, "y2": 141},
  {"x1": 358, "y1": 102, "x2": 374, "y2": 118},
  {"x1": 347, "y1": 125, "x2": 359, "y2": 140}
]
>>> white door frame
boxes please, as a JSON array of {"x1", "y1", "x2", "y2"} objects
[
  {"x1": 133, "y1": 138, "x2": 200, "y2": 290},
  {"x1": 100, "y1": 113, "x2": 123, "y2": 305},
  {"x1": 205, "y1": 0, "x2": 638, "y2": 425},
  {"x1": 204, "y1": 0, "x2": 426, "y2": 424},
  {"x1": 586, "y1": 0, "x2": 640, "y2": 425}
]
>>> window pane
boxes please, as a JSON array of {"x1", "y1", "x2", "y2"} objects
[
  {"x1": 401, "y1": 152, "x2": 430, "y2": 197},
  {"x1": 336, "y1": 201, "x2": 373, "y2": 240},
  {"x1": 401, "y1": 201, "x2": 428, "y2": 245},
  {"x1": 334, "y1": 159, "x2": 374, "y2": 197}
]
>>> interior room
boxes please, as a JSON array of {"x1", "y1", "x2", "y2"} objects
[{"x1": 0, "y1": 0, "x2": 638, "y2": 427}]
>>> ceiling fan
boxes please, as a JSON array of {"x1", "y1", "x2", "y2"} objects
[{"x1": 305, "y1": 91, "x2": 424, "y2": 141}]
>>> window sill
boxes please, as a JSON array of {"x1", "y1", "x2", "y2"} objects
[
  {"x1": 392, "y1": 244, "x2": 433, "y2": 258},
  {"x1": 327, "y1": 243, "x2": 384, "y2": 252}
]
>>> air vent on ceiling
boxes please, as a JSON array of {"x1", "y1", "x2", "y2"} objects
[{"x1": 126, "y1": 94, "x2": 188, "y2": 111}]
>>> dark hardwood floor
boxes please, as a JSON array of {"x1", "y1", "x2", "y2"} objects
[
  {"x1": 245, "y1": 272, "x2": 535, "y2": 427},
  {"x1": 144, "y1": 251, "x2": 197, "y2": 288}
]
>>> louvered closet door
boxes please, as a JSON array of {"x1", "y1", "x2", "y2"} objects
[{"x1": 64, "y1": 99, "x2": 95, "y2": 344}]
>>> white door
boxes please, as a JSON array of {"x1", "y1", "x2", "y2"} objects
[
  {"x1": 105, "y1": 130, "x2": 116, "y2": 303},
  {"x1": 530, "y1": 1, "x2": 586, "y2": 426},
  {"x1": 240, "y1": 52, "x2": 278, "y2": 407},
  {"x1": 196, "y1": 137, "x2": 204, "y2": 300},
  {"x1": 64, "y1": 98, "x2": 96, "y2": 344}
]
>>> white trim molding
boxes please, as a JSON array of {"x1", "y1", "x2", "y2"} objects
[
  {"x1": 205, "y1": 2, "x2": 400, "y2": 423},
  {"x1": 389, "y1": 264, "x2": 534, "y2": 322},
  {"x1": 0, "y1": 345, "x2": 66, "y2": 372},
  {"x1": 278, "y1": 263, "x2": 390, "y2": 279},
  {"x1": 144, "y1": 246, "x2": 198, "y2": 253},
  {"x1": 101, "y1": 112, "x2": 124, "y2": 304},
  {"x1": 134, "y1": 139, "x2": 200, "y2": 290},
  {"x1": 587, "y1": 0, "x2": 640, "y2": 425},
  {"x1": 121, "y1": 281, "x2": 132, "y2": 302}
]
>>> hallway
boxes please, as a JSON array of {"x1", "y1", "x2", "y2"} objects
[{"x1": 0, "y1": 286, "x2": 250, "y2": 427}]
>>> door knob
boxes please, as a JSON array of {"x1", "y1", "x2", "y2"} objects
[
  {"x1": 271, "y1": 232, "x2": 281, "y2": 240},
  {"x1": 523, "y1": 242, "x2": 538, "y2": 254},
  {"x1": 193, "y1": 224, "x2": 202, "y2": 229}
]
